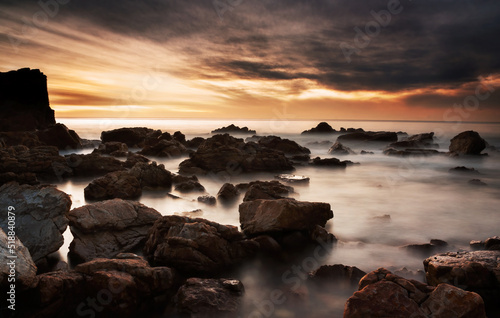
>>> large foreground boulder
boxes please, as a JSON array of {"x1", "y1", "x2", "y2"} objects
[
  {"x1": 449, "y1": 131, "x2": 486, "y2": 155},
  {"x1": 144, "y1": 215, "x2": 259, "y2": 275},
  {"x1": 35, "y1": 123, "x2": 82, "y2": 150},
  {"x1": 0, "y1": 228, "x2": 37, "y2": 289},
  {"x1": 344, "y1": 268, "x2": 486, "y2": 318},
  {"x1": 0, "y1": 182, "x2": 71, "y2": 262},
  {"x1": 424, "y1": 250, "x2": 500, "y2": 310},
  {"x1": 67, "y1": 199, "x2": 162, "y2": 262}
]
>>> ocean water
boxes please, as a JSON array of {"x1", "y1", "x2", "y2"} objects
[{"x1": 56, "y1": 118, "x2": 500, "y2": 316}]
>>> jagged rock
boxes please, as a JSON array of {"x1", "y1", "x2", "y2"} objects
[
  {"x1": 383, "y1": 148, "x2": 441, "y2": 157},
  {"x1": 340, "y1": 127, "x2": 365, "y2": 133},
  {"x1": 389, "y1": 132, "x2": 438, "y2": 149},
  {"x1": 139, "y1": 139, "x2": 188, "y2": 157},
  {"x1": 310, "y1": 157, "x2": 347, "y2": 168},
  {"x1": 93, "y1": 141, "x2": 128, "y2": 157},
  {"x1": 309, "y1": 264, "x2": 366, "y2": 288},
  {"x1": 35, "y1": 123, "x2": 82, "y2": 150},
  {"x1": 175, "y1": 278, "x2": 244, "y2": 317},
  {"x1": 301, "y1": 122, "x2": 336, "y2": 134},
  {"x1": 197, "y1": 195, "x2": 216, "y2": 205},
  {"x1": 212, "y1": 124, "x2": 256, "y2": 134},
  {"x1": 258, "y1": 135, "x2": 310, "y2": 155},
  {"x1": 67, "y1": 199, "x2": 162, "y2": 262},
  {"x1": 239, "y1": 199, "x2": 333, "y2": 236},
  {"x1": 84, "y1": 171, "x2": 142, "y2": 200},
  {"x1": 173, "y1": 131, "x2": 187, "y2": 144},
  {"x1": 0, "y1": 228, "x2": 37, "y2": 289},
  {"x1": 240, "y1": 180, "x2": 293, "y2": 201},
  {"x1": 144, "y1": 215, "x2": 259, "y2": 274},
  {"x1": 124, "y1": 152, "x2": 150, "y2": 168},
  {"x1": 0, "y1": 68, "x2": 55, "y2": 132},
  {"x1": 449, "y1": 131, "x2": 486, "y2": 155},
  {"x1": 424, "y1": 250, "x2": 500, "y2": 310},
  {"x1": 66, "y1": 153, "x2": 125, "y2": 177},
  {"x1": 217, "y1": 183, "x2": 239, "y2": 202},
  {"x1": 449, "y1": 166, "x2": 480, "y2": 174},
  {"x1": 328, "y1": 142, "x2": 356, "y2": 155},
  {"x1": 338, "y1": 131, "x2": 398, "y2": 143},
  {"x1": 344, "y1": 268, "x2": 486, "y2": 318},
  {"x1": 0, "y1": 182, "x2": 71, "y2": 262},
  {"x1": 101, "y1": 127, "x2": 161, "y2": 147}
]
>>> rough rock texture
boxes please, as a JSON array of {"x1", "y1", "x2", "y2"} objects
[
  {"x1": 0, "y1": 68, "x2": 55, "y2": 131},
  {"x1": 389, "y1": 132, "x2": 438, "y2": 149},
  {"x1": 144, "y1": 215, "x2": 259, "y2": 274},
  {"x1": 36, "y1": 123, "x2": 82, "y2": 150},
  {"x1": 309, "y1": 264, "x2": 366, "y2": 288},
  {"x1": 179, "y1": 134, "x2": 293, "y2": 175},
  {"x1": 128, "y1": 162, "x2": 172, "y2": 189},
  {"x1": 175, "y1": 278, "x2": 244, "y2": 317},
  {"x1": 67, "y1": 199, "x2": 162, "y2": 262},
  {"x1": 84, "y1": 171, "x2": 142, "y2": 200},
  {"x1": 186, "y1": 137, "x2": 205, "y2": 149},
  {"x1": 0, "y1": 182, "x2": 71, "y2": 262},
  {"x1": 449, "y1": 131, "x2": 486, "y2": 155},
  {"x1": 257, "y1": 136, "x2": 310, "y2": 155},
  {"x1": 212, "y1": 124, "x2": 256, "y2": 134},
  {"x1": 66, "y1": 153, "x2": 125, "y2": 177},
  {"x1": 239, "y1": 199, "x2": 333, "y2": 236},
  {"x1": 217, "y1": 183, "x2": 239, "y2": 202},
  {"x1": 310, "y1": 156, "x2": 348, "y2": 168},
  {"x1": 301, "y1": 122, "x2": 336, "y2": 134},
  {"x1": 344, "y1": 268, "x2": 486, "y2": 318},
  {"x1": 92, "y1": 141, "x2": 129, "y2": 157},
  {"x1": 328, "y1": 142, "x2": 356, "y2": 155},
  {"x1": 0, "y1": 131, "x2": 43, "y2": 148},
  {"x1": 0, "y1": 228, "x2": 37, "y2": 289},
  {"x1": 101, "y1": 127, "x2": 161, "y2": 147},
  {"x1": 239, "y1": 180, "x2": 294, "y2": 201},
  {"x1": 139, "y1": 139, "x2": 188, "y2": 157},
  {"x1": 337, "y1": 131, "x2": 398, "y2": 143},
  {"x1": 424, "y1": 250, "x2": 500, "y2": 309}
]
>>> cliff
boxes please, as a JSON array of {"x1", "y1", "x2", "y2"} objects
[{"x1": 0, "y1": 68, "x2": 56, "y2": 131}]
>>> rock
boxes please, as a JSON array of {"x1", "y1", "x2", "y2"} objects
[
  {"x1": 275, "y1": 174, "x2": 310, "y2": 184},
  {"x1": 66, "y1": 153, "x2": 125, "y2": 177},
  {"x1": 240, "y1": 180, "x2": 294, "y2": 201},
  {"x1": 217, "y1": 183, "x2": 239, "y2": 202},
  {"x1": 0, "y1": 228, "x2": 37, "y2": 289},
  {"x1": 211, "y1": 124, "x2": 256, "y2": 134},
  {"x1": 35, "y1": 123, "x2": 82, "y2": 150},
  {"x1": 309, "y1": 264, "x2": 366, "y2": 288},
  {"x1": 144, "y1": 215, "x2": 259, "y2": 274},
  {"x1": 124, "y1": 152, "x2": 150, "y2": 168},
  {"x1": 341, "y1": 127, "x2": 365, "y2": 133},
  {"x1": 424, "y1": 250, "x2": 500, "y2": 309},
  {"x1": 197, "y1": 195, "x2": 216, "y2": 205},
  {"x1": 360, "y1": 150, "x2": 374, "y2": 155},
  {"x1": 328, "y1": 142, "x2": 356, "y2": 155},
  {"x1": 470, "y1": 240, "x2": 486, "y2": 250},
  {"x1": 485, "y1": 236, "x2": 500, "y2": 250},
  {"x1": 93, "y1": 141, "x2": 128, "y2": 157},
  {"x1": 257, "y1": 136, "x2": 310, "y2": 155},
  {"x1": 186, "y1": 137, "x2": 205, "y2": 149},
  {"x1": 310, "y1": 156, "x2": 347, "y2": 168},
  {"x1": 301, "y1": 122, "x2": 336, "y2": 134},
  {"x1": 128, "y1": 162, "x2": 172, "y2": 189},
  {"x1": 402, "y1": 239, "x2": 448, "y2": 256},
  {"x1": 389, "y1": 132, "x2": 438, "y2": 149},
  {"x1": 175, "y1": 180, "x2": 205, "y2": 193},
  {"x1": 449, "y1": 131, "x2": 486, "y2": 155},
  {"x1": 239, "y1": 199, "x2": 333, "y2": 236},
  {"x1": 344, "y1": 268, "x2": 486, "y2": 318},
  {"x1": 67, "y1": 199, "x2": 162, "y2": 262},
  {"x1": 101, "y1": 127, "x2": 161, "y2": 147},
  {"x1": 84, "y1": 171, "x2": 142, "y2": 200},
  {"x1": 139, "y1": 139, "x2": 188, "y2": 157},
  {"x1": 175, "y1": 278, "x2": 244, "y2": 317},
  {"x1": 173, "y1": 131, "x2": 186, "y2": 144},
  {"x1": 337, "y1": 131, "x2": 398, "y2": 143},
  {"x1": 449, "y1": 166, "x2": 480, "y2": 174},
  {"x1": 179, "y1": 134, "x2": 293, "y2": 175},
  {"x1": 0, "y1": 182, "x2": 71, "y2": 263},
  {"x1": 0, "y1": 68, "x2": 55, "y2": 132},
  {"x1": 468, "y1": 179, "x2": 487, "y2": 186},
  {"x1": 383, "y1": 148, "x2": 441, "y2": 157},
  {"x1": 0, "y1": 131, "x2": 43, "y2": 147}
]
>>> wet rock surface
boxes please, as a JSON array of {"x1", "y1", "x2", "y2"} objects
[{"x1": 383, "y1": 148, "x2": 442, "y2": 157}]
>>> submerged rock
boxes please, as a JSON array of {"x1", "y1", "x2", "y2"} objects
[
  {"x1": 337, "y1": 131, "x2": 398, "y2": 143},
  {"x1": 175, "y1": 180, "x2": 205, "y2": 193},
  {"x1": 275, "y1": 174, "x2": 310, "y2": 184},
  {"x1": 92, "y1": 141, "x2": 128, "y2": 157},
  {"x1": 402, "y1": 239, "x2": 448, "y2": 256},
  {"x1": 309, "y1": 264, "x2": 366, "y2": 288},
  {"x1": 66, "y1": 153, "x2": 125, "y2": 177},
  {"x1": 449, "y1": 130, "x2": 486, "y2": 155},
  {"x1": 197, "y1": 195, "x2": 216, "y2": 205},
  {"x1": 310, "y1": 157, "x2": 348, "y2": 168},
  {"x1": 328, "y1": 142, "x2": 356, "y2": 155},
  {"x1": 0, "y1": 182, "x2": 71, "y2": 262},
  {"x1": 383, "y1": 148, "x2": 441, "y2": 157},
  {"x1": 139, "y1": 139, "x2": 188, "y2": 157},
  {"x1": 469, "y1": 179, "x2": 487, "y2": 186},
  {"x1": 449, "y1": 166, "x2": 480, "y2": 174}
]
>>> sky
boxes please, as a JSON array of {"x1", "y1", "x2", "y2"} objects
[{"x1": 1, "y1": 0, "x2": 500, "y2": 121}]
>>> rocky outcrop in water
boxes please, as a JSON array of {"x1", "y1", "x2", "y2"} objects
[
  {"x1": 217, "y1": 183, "x2": 239, "y2": 202},
  {"x1": 101, "y1": 127, "x2": 161, "y2": 147},
  {"x1": 0, "y1": 68, "x2": 55, "y2": 132},
  {"x1": 92, "y1": 141, "x2": 129, "y2": 157},
  {"x1": 449, "y1": 131, "x2": 486, "y2": 155},
  {"x1": 257, "y1": 136, "x2": 310, "y2": 155},
  {"x1": 66, "y1": 153, "x2": 125, "y2": 177},
  {"x1": 84, "y1": 171, "x2": 142, "y2": 200},
  {"x1": 328, "y1": 142, "x2": 356, "y2": 155},
  {"x1": 389, "y1": 132, "x2": 438, "y2": 149},
  {"x1": 0, "y1": 182, "x2": 71, "y2": 263},
  {"x1": 238, "y1": 180, "x2": 293, "y2": 201},
  {"x1": 309, "y1": 264, "x2": 366, "y2": 288},
  {"x1": 212, "y1": 124, "x2": 256, "y2": 134},
  {"x1": 338, "y1": 131, "x2": 398, "y2": 143},
  {"x1": 310, "y1": 156, "x2": 349, "y2": 168},
  {"x1": 301, "y1": 122, "x2": 336, "y2": 134},
  {"x1": 383, "y1": 148, "x2": 442, "y2": 157}
]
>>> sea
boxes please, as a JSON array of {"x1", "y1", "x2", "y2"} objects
[{"x1": 55, "y1": 118, "x2": 500, "y2": 316}]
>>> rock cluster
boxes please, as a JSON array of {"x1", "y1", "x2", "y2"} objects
[{"x1": 211, "y1": 124, "x2": 256, "y2": 134}]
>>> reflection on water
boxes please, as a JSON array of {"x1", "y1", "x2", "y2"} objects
[{"x1": 55, "y1": 119, "x2": 500, "y2": 316}]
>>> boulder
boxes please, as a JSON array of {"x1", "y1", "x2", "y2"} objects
[
  {"x1": 92, "y1": 141, "x2": 128, "y2": 157},
  {"x1": 402, "y1": 239, "x2": 449, "y2": 256},
  {"x1": 344, "y1": 268, "x2": 486, "y2": 318},
  {"x1": 308, "y1": 264, "x2": 366, "y2": 288},
  {"x1": 0, "y1": 68, "x2": 55, "y2": 132},
  {"x1": 389, "y1": 132, "x2": 438, "y2": 149},
  {"x1": 173, "y1": 131, "x2": 186, "y2": 144},
  {"x1": 139, "y1": 139, "x2": 188, "y2": 157},
  {"x1": 240, "y1": 180, "x2": 293, "y2": 201},
  {"x1": 0, "y1": 228, "x2": 37, "y2": 289},
  {"x1": 424, "y1": 250, "x2": 500, "y2": 309},
  {"x1": 257, "y1": 136, "x2": 310, "y2": 155},
  {"x1": 101, "y1": 127, "x2": 161, "y2": 147},
  {"x1": 449, "y1": 131, "x2": 486, "y2": 155},
  {"x1": 35, "y1": 123, "x2": 82, "y2": 150},
  {"x1": 66, "y1": 153, "x2": 125, "y2": 177},
  {"x1": 0, "y1": 182, "x2": 70, "y2": 263},
  {"x1": 144, "y1": 215, "x2": 259, "y2": 274},
  {"x1": 337, "y1": 131, "x2": 398, "y2": 143},
  {"x1": 328, "y1": 142, "x2": 356, "y2": 155},
  {"x1": 175, "y1": 278, "x2": 244, "y2": 317},
  {"x1": 310, "y1": 157, "x2": 347, "y2": 168},
  {"x1": 67, "y1": 199, "x2": 162, "y2": 262},
  {"x1": 128, "y1": 162, "x2": 172, "y2": 189},
  {"x1": 360, "y1": 150, "x2": 374, "y2": 155},
  {"x1": 301, "y1": 122, "x2": 336, "y2": 134},
  {"x1": 175, "y1": 180, "x2": 205, "y2": 193},
  {"x1": 217, "y1": 183, "x2": 239, "y2": 202},
  {"x1": 485, "y1": 236, "x2": 500, "y2": 250},
  {"x1": 186, "y1": 137, "x2": 205, "y2": 149},
  {"x1": 211, "y1": 124, "x2": 256, "y2": 134},
  {"x1": 239, "y1": 199, "x2": 333, "y2": 236},
  {"x1": 84, "y1": 171, "x2": 142, "y2": 200},
  {"x1": 197, "y1": 195, "x2": 216, "y2": 205},
  {"x1": 0, "y1": 131, "x2": 43, "y2": 147},
  {"x1": 124, "y1": 152, "x2": 150, "y2": 168}
]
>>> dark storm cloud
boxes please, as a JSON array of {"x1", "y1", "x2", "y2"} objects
[{"x1": 3, "y1": 0, "x2": 500, "y2": 98}]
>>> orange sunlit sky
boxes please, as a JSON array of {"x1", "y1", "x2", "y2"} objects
[{"x1": 1, "y1": 0, "x2": 500, "y2": 121}]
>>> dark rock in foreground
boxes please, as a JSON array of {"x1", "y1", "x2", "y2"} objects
[
  {"x1": 175, "y1": 278, "x2": 244, "y2": 317},
  {"x1": 84, "y1": 170, "x2": 142, "y2": 200},
  {"x1": 36, "y1": 123, "x2": 82, "y2": 150},
  {"x1": 212, "y1": 124, "x2": 256, "y2": 134},
  {"x1": 301, "y1": 122, "x2": 336, "y2": 134},
  {"x1": 344, "y1": 268, "x2": 486, "y2": 318},
  {"x1": 401, "y1": 239, "x2": 448, "y2": 256},
  {"x1": 449, "y1": 130, "x2": 486, "y2": 155},
  {"x1": 68, "y1": 199, "x2": 162, "y2": 263},
  {"x1": 0, "y1": 182, "x2": 71, "y2": 262}
]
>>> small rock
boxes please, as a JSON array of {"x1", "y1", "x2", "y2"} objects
[
  {"x1": 197, "y1": 195, "x2": 216, "y2": 205},
  {"x1": 217, "y1": 183, "x2": 239, "y2": 202},
  {"x1": 468, "y1": 179, "x2": 487, "y2": 186}
]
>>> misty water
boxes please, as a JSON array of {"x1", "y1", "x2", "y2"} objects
[{"x1": 55, "y1": 118, "x2": 500, "y2": 317}]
